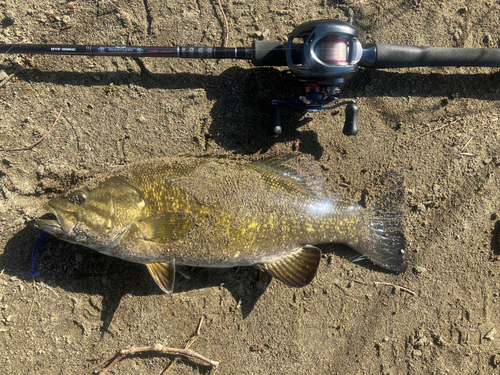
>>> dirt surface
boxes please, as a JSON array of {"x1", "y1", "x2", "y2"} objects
[{"x1": 2, "y1": 1, "x2": 500, "y2": 374}]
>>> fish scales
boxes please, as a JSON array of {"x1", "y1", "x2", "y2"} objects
[
  {"x1": 36, "y1": 155, "x2": 406, "y2": 293},
  {"x1": 124, "y1": 160, "x2": 361, "y2": 263}
]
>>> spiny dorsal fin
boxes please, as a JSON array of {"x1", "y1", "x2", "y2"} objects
[
  {"x1": 137, "y1": 212, "x2": 194, "y2": 243},
  {"x1": 147, "y1": 261, "x2": 175, "y2": 294},
  {"x1": 250, "y1": 156, "x2": 325, "y2": 199},
  {"x1": 256, "y1": 245, "x2": 321, "y2": 287}
]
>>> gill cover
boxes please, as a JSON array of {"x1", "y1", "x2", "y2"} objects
[{"x1": 36, "y1": 177, "x2": 146, "y2": 248}]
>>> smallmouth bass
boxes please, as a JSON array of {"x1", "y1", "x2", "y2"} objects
[{"x1": 35, "y1": 155, "x2": 406, "y2": 293}]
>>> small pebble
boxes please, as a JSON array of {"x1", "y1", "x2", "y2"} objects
[
  {"x1": 491, "y1": 354, "x2": 500, "y2": 368},
  {"x1": 413, "y1": 266, "x2": 427, "y2": 274},
  {"x1": 484, "y1": 328, "x2": 497, "y2": 341},
  {"x1": 433, "y1": 335, "x2": 446, "y2": 346},
  {"x1": 412, "y1": 349, "x2": 422, "y2": 357},
  {"x1": 4, "y1": 11, "x2": 15, "y2": 23}
]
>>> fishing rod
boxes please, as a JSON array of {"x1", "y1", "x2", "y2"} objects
[{"x1": 2, "y1": 19, "x2": 500, "y2": 136}]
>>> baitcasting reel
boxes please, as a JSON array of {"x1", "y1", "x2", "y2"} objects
[
  {"x1": 3, "y1": 19, "x2": 500, "y2": 136},
  {"x1": 260, "y1": 20, "x2": 364, "y2": 135}
]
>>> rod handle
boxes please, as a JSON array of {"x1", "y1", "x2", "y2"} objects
[{"x1": 373, "y1": 43, "x2": 500, "y2": 68}]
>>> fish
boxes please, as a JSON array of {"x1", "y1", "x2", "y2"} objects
[{"x1": 35, "y1": 155, "x2": 407, "y2": 293}]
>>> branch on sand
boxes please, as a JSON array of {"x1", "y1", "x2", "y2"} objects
[
  {"x1": 0, "y1": 109, "x2": 63, "y2": 152},
  {"x1": 80, "y1": 317, "x2": 219, "y2": 375}
]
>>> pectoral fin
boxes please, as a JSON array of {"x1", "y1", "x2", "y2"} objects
[
  {"x1": 256, "y1": 245, "x2": 321, "y2": 287},
  {"x1": 147, "y1": 261, "x2": 176, "y2": 293},
  {"x1": 137, "y1": 212, "x2": 194, "y2": 243}
]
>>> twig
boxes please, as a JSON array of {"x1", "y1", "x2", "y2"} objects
[
  {"x1": 374, "y1": 281, "x2": 416, "y2": 296},
  {"x1": 80, "y1": 317, "x2": 218, "y2": 375},
  {"x1": 41, "y1": 283, "x2": 60, "y2": 298},
  {"x1": 410, "y1": 120, "x2": 457, "y2": 142},
  {"x1": 0, "y1": 68, "x2": 21, "y2": 88},
  {"x1": 0, "y1": 109, "x2": 62, "y2": 152},
  {"x1": 217, "y1": 0, "x2": 229, "y2": 47},
  {"x1": 460, "y1": 136, "x2": 473, "y2": 152},
  {"x1": 162, "y1": 316, "x2": 204, "y2": 374},
  {"x1": 25, "y1": 278, "x2": 37, "y2": 326},
  {"x1": 347, "y1": 278, "x2": 368, "y2": 286}
]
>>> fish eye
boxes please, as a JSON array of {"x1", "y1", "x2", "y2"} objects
[{"x1": 71, "y1": 193, "x2": 86, "y2": 205}]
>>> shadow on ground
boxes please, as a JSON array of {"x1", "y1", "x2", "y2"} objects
[
  {"x1": 3, "y1": 63, "x2": 500, "y2": 158},
  {"x1": 1, "y1": 222, "x2": 392, "y2": 332}
]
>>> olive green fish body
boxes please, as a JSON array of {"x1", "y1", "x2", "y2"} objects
[{"x1": 36, "y1": 155, "x2": 406, "y2": 293}]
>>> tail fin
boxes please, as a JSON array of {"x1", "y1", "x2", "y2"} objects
[{"x1": 357, "y1": 171, "x2": 407, "y2": 272}]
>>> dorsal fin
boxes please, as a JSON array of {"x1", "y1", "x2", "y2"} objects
[
  {"x1": 250, "y1": 156, "x2": 325, "y2": 199},
  {"x1": 147, "y1": 261, "x2": 175, "y2": 293},
  {"x1": 136, "y1": 212, "x2": 194, "y2": 243},
  {"x1": 256, "y1": 246, "x2": 322, "y2": 287}
]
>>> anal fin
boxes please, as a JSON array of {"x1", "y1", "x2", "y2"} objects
[
  {"x1": 147, "y1": 261, "x2": 176, "y2": 294},
  {"x1": 256, "y1": 245, "x2": 321, "y2": 287},
  {"x1": 176, "y1": 265, "x2": 192, "y2": 280}
]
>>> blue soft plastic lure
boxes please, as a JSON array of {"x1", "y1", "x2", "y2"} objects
[{"x1": 29, "y1": 230, "x2": 47, "y2": 277}]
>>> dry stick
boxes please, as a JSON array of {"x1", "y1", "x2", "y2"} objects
[
  {"x1": 374, "y1": 281, "x2": 416, "y2": 296},
  {"x1": 97, "y1": 345, "x2": 219, "y2": 375},
  {"x1": 25, "y1": 278, "x2": 37, "y2": 326},
  {"x1": 410, "y1": 120, "x2": 457, "y2": 142},
  {"x1": 217, "y1": 0, "x2": 229, "y2": 47},
  {"x1": 162, "y1": 316, "x2": 204, "y2": 374},
  {"x1": 81, "y1": 317, "x2": 218, "y2": 375},
  {"x1": 460, "y1": 136, "x2": 473, "y2": 152},
  {"x1": 0, "y1": 69, "x2": 21, "y2": 89},
  {"x1": 0, "y1": 109, "x2": 62, "y2": 152},
  {"x1": 41, "y1": 283, "x2": 60, "y2": 298}
]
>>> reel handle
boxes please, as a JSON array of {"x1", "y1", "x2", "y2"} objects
[
  {"x1": 270, "y1": 104, "x2": 282, "y2": 135},
  {"x1": 343, "y1": 102, "x2": 358, "y2": 136}
]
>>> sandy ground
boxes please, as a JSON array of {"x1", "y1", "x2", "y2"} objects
[{"x1": 2, "y1": 0, "x2": 500, "y2": 374}]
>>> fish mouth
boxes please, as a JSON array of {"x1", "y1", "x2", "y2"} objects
[
  {"x1": 34, "y1": 204, "x2": 69, "y2": 235},
  {"x1": 35, "y1": 217, "x2": 62, "y2": 235}
]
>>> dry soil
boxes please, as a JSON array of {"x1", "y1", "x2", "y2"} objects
[{"x1": 2, "y1": 1, "x2": 500, "y2": 374}]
